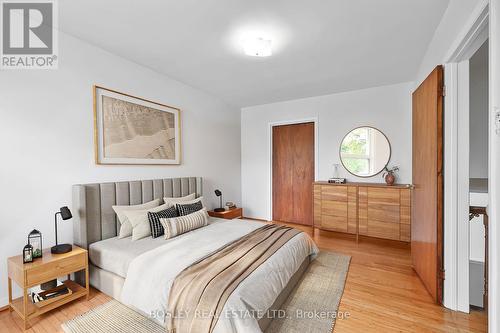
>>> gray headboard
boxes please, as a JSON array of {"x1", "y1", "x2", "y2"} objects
[{"x1": 72, "y1": 177, "x2": 203, "y2": 249}]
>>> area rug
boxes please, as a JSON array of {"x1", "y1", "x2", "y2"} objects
[{"x1": 62, "y1": 251, "x2": 350, "y2": 333}]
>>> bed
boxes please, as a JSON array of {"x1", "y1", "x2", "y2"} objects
[{"x1": 73, "y1": 177, "x2": 318, "y2": 332}]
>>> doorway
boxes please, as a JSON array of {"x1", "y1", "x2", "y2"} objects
[
  {"x1": 442, "y1": 4, "x2": 489, "y2": 314},
  {"x1": 468, "y1": 40, "x2": 489, "y2": 312},
  {"x1": 272, "y1": 122, "x2": 315, "y2": 225}
]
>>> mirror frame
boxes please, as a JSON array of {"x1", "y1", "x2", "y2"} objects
[{"x1": 339, "y1": 126, "x2": 392, "y2": 178}]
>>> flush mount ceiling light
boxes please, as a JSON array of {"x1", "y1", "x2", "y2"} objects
[{"x1": 242, "y1": 37, "x2": 272, "y2": 57}]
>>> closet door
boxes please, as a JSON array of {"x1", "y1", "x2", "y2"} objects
[
  {"x1": 412, "y1": 65, "x2": 444, "y2": 304},
  {"x1": 272, "y1": 122, "x2": 314, "y2": 225}
]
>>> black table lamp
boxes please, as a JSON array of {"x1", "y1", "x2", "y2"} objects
[
  {"x1": 51, "y1": 206, "x2": 73, "y2": 254},
  {"x1": 214, "y1": 190, "x2": 225, "y2": 212}
]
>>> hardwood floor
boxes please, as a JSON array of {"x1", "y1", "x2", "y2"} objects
[
  {"x1": 0, "y1": 224, "x2": 487, "y2": 332},
  {"x1": 283, "y1": 223, "x2": 487, "y2": 333}
]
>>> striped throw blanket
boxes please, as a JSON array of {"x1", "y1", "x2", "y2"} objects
[{"x1": 166, "y1": 224, "x2": 301, "y2": 333}]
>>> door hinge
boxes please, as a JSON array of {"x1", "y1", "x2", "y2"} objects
[
  {"x1": 442, "y1": 85, "x2": 446, "y2": 97},
  {"x1": 439, "y1": 269, "x2": 445, "y2": 280}
]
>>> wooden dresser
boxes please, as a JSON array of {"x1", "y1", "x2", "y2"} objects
[{"x1": 313, "y1": 181, "x2": 411, "y2": 242}]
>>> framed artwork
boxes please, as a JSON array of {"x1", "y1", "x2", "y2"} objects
[{"x1": 93, "y1": 85, "x2": 181, "y2": 165}]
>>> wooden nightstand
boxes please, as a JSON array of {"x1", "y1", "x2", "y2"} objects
[
  {"x1": 208, "y1": 207, "x2": 243, "y2": 219},
  {"x1": 7, "y1": 246, "x2": 89, "y2": 330}
]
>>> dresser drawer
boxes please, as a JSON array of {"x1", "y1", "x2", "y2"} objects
[
  {"x1": 367, "y1": 220, "x2": 400, "y2": 240},
  {"x1": 368, "y1": 204, "x2": 400, "y2": 224},
  {"x1": 321, "y1": 186, "x2": 347, "y2": 202},
  {"x1": 368, "y1": 187, "x2": 400, "y2": 205},
  {"x1": 26, "y1": 252, "x2": 86, "y2": 286},
  {"x1": 322, "y1": 200, "x2": 348, "y2": 217},
  {"x1": 321, "y1": 215, "x2": 348, "y2": 232}
]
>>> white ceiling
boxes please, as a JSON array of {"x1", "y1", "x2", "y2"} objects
[{"x1": 59, "y1": 0, "x2": 449, "y2": 107}]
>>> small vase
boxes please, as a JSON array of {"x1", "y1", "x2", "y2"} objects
[{"x1": 385, "y1": 173, "x2": 395, "y2": 186}]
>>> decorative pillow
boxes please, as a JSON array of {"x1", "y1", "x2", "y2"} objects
[
  {"x1": 112, "y1": 199, "x2": 161, "y2": 239},
  {"x1": 123, "y1": 203, "x2": 171, "y2": 241},
  {"x1": 160, "y1": 208, "x2": 209, "y2": 239},
  {"x1": 148, "y1": 206, "x2": 178, "y2": 238},
  {"x1": 176, "y1": 198, "x2": 204, "y2": 216},
  {"x1": 163, "y1": 193, "x2": 196, "y2": 207}
]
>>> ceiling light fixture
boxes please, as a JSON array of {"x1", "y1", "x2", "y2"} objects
[{"x1": 242, "y1": 37, "x2": 272, "y2": 57}]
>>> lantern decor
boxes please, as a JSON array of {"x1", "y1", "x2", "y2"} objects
[
  {"x1": 23, "y1": 244, "x2": 33, "y2": 263},
  {"x1": 28, "y1": 229, "x2": 43, "y2": 258}
]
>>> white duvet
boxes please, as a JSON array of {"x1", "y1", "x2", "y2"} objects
[{"x1": 121, "y1": 218, "x2": 318, "y2": 333}]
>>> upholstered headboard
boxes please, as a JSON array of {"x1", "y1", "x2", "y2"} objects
[{"x1": 72, "y1": 177, "x2": 203, "y2": 249}]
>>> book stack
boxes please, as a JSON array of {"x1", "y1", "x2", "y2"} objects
[
  {"x1": 225, "y1": 202, "x2": 237, "y2": 210},
  {"x1": 30, "y1": 280, "x2": 70, "y2": 304}
]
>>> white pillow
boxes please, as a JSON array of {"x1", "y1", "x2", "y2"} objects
[
  {"x1": 123, "y1": 203, "x2": 171, "y2": 241},
  {"x1": 112, "y1": 199, "x2": 161, "y2": 239},
  {"x1": 160, "y1": 208, "x2": 209, "y2": 239},
  {"x1": 174, "y1": 196, "x2": 205, "y2": 207},
  {"x1": 163, "y1": 193, "x2": 196, "y2": 207}
]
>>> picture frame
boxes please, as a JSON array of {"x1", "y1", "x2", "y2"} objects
[{"x1": 93, "y1": 85, "x2": 181, "y2": 165}]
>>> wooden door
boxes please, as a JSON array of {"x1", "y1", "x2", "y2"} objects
[
  {"x1": 272, "y1": 122, "x2": 314, "y2": 225},
  {"x1": 411, "y1": 66, "x2": 444, "y2": 304}
]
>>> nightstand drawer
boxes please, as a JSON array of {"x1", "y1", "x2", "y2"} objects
[{"x1": 26, "y1": 252, "x2": 86, "y2": 286}]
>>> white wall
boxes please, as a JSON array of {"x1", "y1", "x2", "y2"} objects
[
  {"x1": 470, "y1": 41, "x2": 489, "y2": 179},
  {"x1": 415, "y1": 0, "x2": 484, "y2": 86},
  {"x1": 241, "y1": 82, "x2": 412, "y2": 220},
  {"x1": 0, "y1": 32, "x2": 241, "y2": 307}
]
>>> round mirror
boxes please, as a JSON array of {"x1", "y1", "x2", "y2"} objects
[{"x1": 340, "y1": 127, "x2": 391, "y2": 177}]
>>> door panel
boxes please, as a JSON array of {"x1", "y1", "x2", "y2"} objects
[
  {"x1": 272, "y1": 122, "x2": 314, "y2": 225},
  {"x1": 412, "y1": 65, "x2": 444, "y2": 303},
  {"x1": 272, "y1": 125, "x2": 294, "y2": 223}
]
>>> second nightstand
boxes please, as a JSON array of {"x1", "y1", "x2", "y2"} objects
[{"x1": 208, "y1": 207, "x2": 243, "y2": 220}]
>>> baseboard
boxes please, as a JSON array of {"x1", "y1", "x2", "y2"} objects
[
  {"x1": 469, "y1": 260, "x2": 485, "y2": 308},
  {"x1": 0, "y1": 290, "x2": 22, "y2": 310},
  {"x1": 0, "y1": 297, "x2": 9, "y2": 311},
  {"x1": 242, "y1": 216, "x2": 270, "y2": 222}
]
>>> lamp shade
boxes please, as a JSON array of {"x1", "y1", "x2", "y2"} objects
[
  {"x1": 60, "y1": 206, "x2": 72, "y2": 220},
  {"x1": 214, "y1": 190, "x2": 222, "y2": 197}
]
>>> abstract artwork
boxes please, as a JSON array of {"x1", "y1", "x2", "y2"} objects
[{"x1": 94, "y1": 86, "x2": 181, "y2": 165}]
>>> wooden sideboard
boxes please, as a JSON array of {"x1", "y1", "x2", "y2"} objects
[{"x1": 313, "y1": 181, "x2": 411, "y2": 242}]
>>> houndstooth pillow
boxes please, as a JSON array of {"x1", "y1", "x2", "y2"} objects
[
  {"x1": 147, "y1": 206, "x2": 178, "y2": 238},
  {"x1": 176, "y1": 199, "x2": 203, "y2": 216}
]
